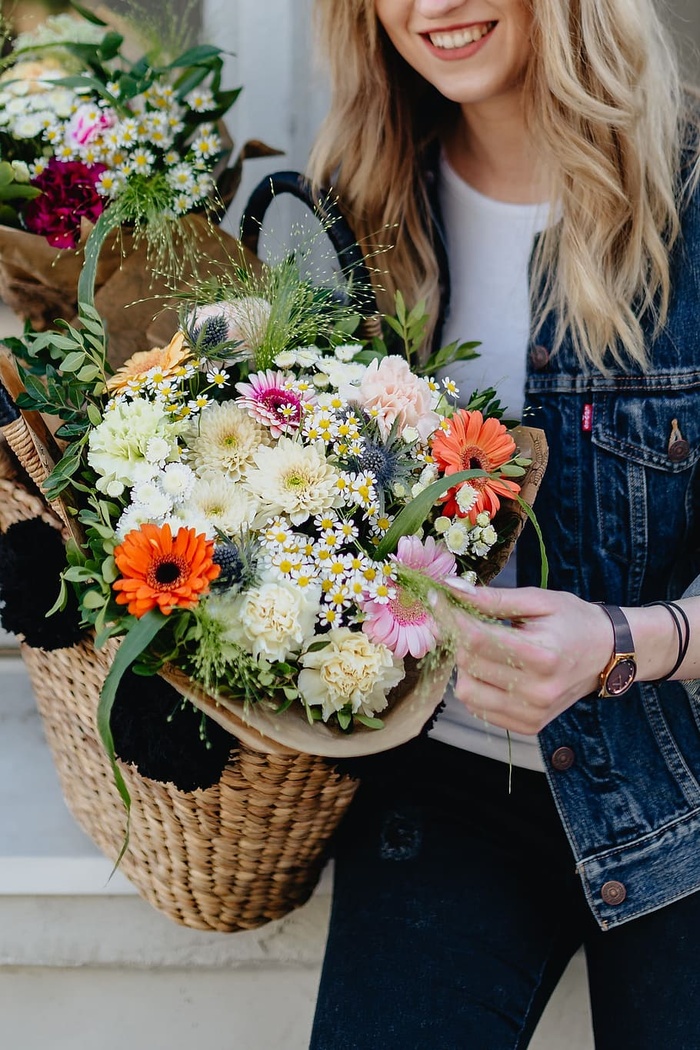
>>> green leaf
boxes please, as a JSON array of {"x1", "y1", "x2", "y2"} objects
[
  {"x1": 69, "y1": 2, "x2": 109, "y2": 26},
  {"x1": 374, "y1": 468, "x2": 490, "y2": 560},
  {"x1": 77, "y1": 364, "x2": 101, "y2": 383},
  {"x1": 514, "y1": 495, "x2": 549, "y2": 589},
  {"x1": 395, "y1": 290, "x2": 406, "y2": 326},
  {"x1": 60, "y1": 351, "x2": 87, "y2": 373},
  {"x1": 499, "y1": 464, "x2": 527, "y2": 478},
  {"x1": 337, "y1": 709, "x2": 352, "y2": 731},
  {"x1": 46, "y1": 578, "x2": 68, "y2": 617},
  {"x1": 355, "y1": 715, "x2": 385, "y2": 730},
  {"x1": 97, "y1": 611, "x2": 168, "y2": 867},
  {"x1": 165, "y1": 45, "x2": 225, "y2": 68},
  {"x1": 87, "y1": 403, "x2": 103, "y2": 427},
  {"x1": 305, "y1": 639, "x2": 331, "y2": 653},
  {"x1": 77, "y1": 208, "x2": 125, "y2": 309},
  {"x1": 82, "y1": 589, "x2": 107, "y2": 610}
]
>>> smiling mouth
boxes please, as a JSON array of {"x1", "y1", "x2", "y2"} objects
[{"x1": 426, "y1": 22, "x2": 497, "y2": 50}]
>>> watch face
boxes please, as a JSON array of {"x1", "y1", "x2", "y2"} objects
[{"x1": 606, "y1": 659, "x2": 637, "y2": 696}]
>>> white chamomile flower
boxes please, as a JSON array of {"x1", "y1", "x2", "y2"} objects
[
  {"x1": 192, "y1": 127, "x2": 220, "y2": 158},
  {"x1": 444, "y1": 521, "x2": 471, "y2": 555},
  {"x1": 185, "y1": 87, "x2": 216, "y2": 112},
  {"x1": 188, "y1": 394, "x2": 211, "y2": 413},
  {"x1": 131, "y1": 148, "x2": 155, "y2": 174},
  {"x1": 166, "y1": 162, "x2": 196, "y2": 192},
  {"x1": 172, "y1": 193, "x2": 194, "y2": 215},
  {"x1": 442, "y1": 377, "x2": 459, "y2": 397},
  {"x1": 456, "y1": 483, "x2": 479, "y2": 515},
  {"x1": 206, "y1": 369, "x2": 229, "y2": 387}
]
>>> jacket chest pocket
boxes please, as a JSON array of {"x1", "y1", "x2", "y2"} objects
[{"x1": 589, "y1": 392, "x2": 700, "y2": 595}]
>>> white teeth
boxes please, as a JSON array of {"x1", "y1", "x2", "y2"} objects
[{"x1": 429, "y1": 23, "x2": 494, "y2": 49}]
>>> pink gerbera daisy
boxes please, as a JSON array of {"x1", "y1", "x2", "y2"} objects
[
  {"x1": 361, "y1": 536, "x2": 457, "y2": 659},
  {"x1": 235, "y1": 370, "x2": 313, "y2": 436}
]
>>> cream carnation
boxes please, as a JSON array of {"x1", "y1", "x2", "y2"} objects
[
  {"x1": 187, "y1": 401, "x2": 270, "y2": 481},
  {"x1": 343, "y1": 356, "x2": 440, "y2": 441},
  {"x1": 222, "y1": 579, "x2": 320, "y2": 662},
  {"x1": 299, "y1": 627, "x2": 405, "y2": 721},
  {"x1": 245, "y1": 437, "x2": 342, "y2": 526},
  {"x1": 87, "y1": 398, "x2": 182, "y2": 495}
]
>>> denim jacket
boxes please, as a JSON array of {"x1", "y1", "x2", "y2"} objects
[{"x1": 428, "y1": 156, "x2": 700, "y2": 930}]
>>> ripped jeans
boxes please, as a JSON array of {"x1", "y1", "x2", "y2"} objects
[{"x1": 309, "y1": 739, "x2": 700, "y2": 1050}]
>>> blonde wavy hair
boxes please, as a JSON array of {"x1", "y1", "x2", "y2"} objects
[{"x1": 309, "y1": 0, "x2": 700, "y2": 371}]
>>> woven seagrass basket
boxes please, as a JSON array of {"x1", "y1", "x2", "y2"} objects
[{"x1": 0, "y1": 439, "x2": 358, "y2": 932}]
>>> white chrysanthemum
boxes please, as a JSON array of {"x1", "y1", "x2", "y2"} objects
[
  {"x1": 299, "y1": 627, "x2": 405, "y2": 721},
  {"x1": 131, "y1": 480, "x2": 173, "y2": 519},
  {"x1": 115, "y1": 502, "x2": 157, "y2": 539},
  {"x1": 334, "y1": 343, "x2": 362, "y2": 362},
  {"x1": 160, "y1": 462, "x2": 196, "y2": 501},
  {"x1": 220, "y1": 578, "x2": 321, "y2": 662},
  {"x1": 176, "y1": 477, "x2": 258, "y2": 539},
  {"x1": 186, "y1": 401, "x2": 270, "y2": 481},
  {"x1": 245, "y1": 438, "x2": 342, "y2": 526},
  {"x1": 87, "y1": 398, "x2": 182, "y2": 494}
]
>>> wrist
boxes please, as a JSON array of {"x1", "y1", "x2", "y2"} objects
[{"x1": 622, "y1": 605, "x2": 678, "y2": 682}]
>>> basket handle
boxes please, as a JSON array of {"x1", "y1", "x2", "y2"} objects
[{"x1": 239, "y1": 170, "x2": 379, "y2": 321}]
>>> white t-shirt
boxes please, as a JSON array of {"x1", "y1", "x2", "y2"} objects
[{"x1": 428, "y1": 153, "x2": 551, "y2": 772}]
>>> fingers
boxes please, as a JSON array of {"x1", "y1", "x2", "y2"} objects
[{"x1": 446, "y1": 578, "x2": 554, "y2": 621}]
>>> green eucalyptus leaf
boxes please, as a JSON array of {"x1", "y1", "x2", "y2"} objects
[
  {"x1": 355, "y1": 715, "x2": 385, "y2": 730},
  {"x1": 60, "y1": 351, "x2": 87, "y2": 373},
  {"x1": 87, "y1": 403, "x2": 103, "y2": 427},
  {"x1": 499, "y1": 464, "x2": 527, "y2": 477},
  {"x1": 77, "y1": 364, "x2": 101, "y2": 383},
  {"x1": 82, "y1": 589, "x2": 107, "y2": 610}
]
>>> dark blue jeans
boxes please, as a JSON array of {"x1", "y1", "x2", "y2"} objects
[{"x1": 310, "y1": 739, "x2": 700, "y2": 1049}]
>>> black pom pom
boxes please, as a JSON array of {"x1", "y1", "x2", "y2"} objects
[
  {"x1": 0, "y1": 518, "x2": 84, "y2": 649},
  {"x1": 111, "y1": 669, "x2": 237, "y2": 792}
]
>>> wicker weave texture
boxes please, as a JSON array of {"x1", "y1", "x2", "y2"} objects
[{"x1": 22, "y1": 639, "x2": 358, "y2": 931}]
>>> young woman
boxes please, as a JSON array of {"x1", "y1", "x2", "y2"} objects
[{"x1": 307, "y1": 1, "x2": 700, "y2": 1047}]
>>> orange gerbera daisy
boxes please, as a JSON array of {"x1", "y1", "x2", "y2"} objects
[
  {"x1": 106, "y1": 332, "x2": 192, "y2": 393},
  {"x1": 431, "y1": 409, "x2": 520, "y2": 522},
  {"x1": 112, "y1": 523, "x2": 220, "y2": 618}
]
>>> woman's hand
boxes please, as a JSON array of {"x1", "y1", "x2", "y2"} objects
[{"x1": 436, "y1": 583, "x2": 618, "y2": 735}]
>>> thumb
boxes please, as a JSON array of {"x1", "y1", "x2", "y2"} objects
[{"x1": 445, "y1": 578, "x2": 552, "y2": 621}]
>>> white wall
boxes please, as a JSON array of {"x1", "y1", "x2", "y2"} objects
[{"x1": 203, "y1": 0, "x2": 329, "y2": 238}]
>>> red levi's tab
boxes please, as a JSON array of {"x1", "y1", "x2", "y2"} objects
[{"x1": 581, "y1": 403, "x2": 593, "y2": 433}]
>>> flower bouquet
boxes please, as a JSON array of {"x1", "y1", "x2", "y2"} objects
[
  {"x1": 0, "y1": 249, "x2": 547, "y2": 930},
  {"x1": 0, "y1": 5, "x2": 268, "y2": 350}
]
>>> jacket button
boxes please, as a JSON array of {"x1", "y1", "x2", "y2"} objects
[
  {"x1": 668, "y1": 440, "x2": 690, "y2": 463},
  {"x1": 551, "y1": 746, "x2": 575, "y2": 771},
  {"x1": 529, "y1": 344, "x2": 550, "y2": 370},
  {"x1": 601, "y1": 880, "x2": 627, "y2": 906}
]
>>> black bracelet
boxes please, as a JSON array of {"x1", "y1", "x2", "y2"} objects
[{"x1": 645, "y1": 600, "x2": 691, "y2": 681}]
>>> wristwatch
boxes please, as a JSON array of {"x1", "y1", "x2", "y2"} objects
[{"x1": 597, "y1": 603, "x2": 637, "y2": 698}]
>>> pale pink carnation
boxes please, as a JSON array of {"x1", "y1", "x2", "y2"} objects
[
  {"x1": 236, "y1": 370, "x2": 313, "y2": 437},
  {"x1": 65, "y1": 102, "x2": 117, "y2": 147},
  {"x1": 361, "y1": 536, "x2": 456, "y2": 659},
  {"x1": 343, "y1": 356, "x2": 440, "y2": 441}
]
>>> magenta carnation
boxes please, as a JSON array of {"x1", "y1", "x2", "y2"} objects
[
  {"x1": 361, "y1": 536, "x2": 457, "y2": 659},
  {"x1": 24, "y1": 158, "x2": 107, "y2": 249},
  {"x1": 235, "y1": 370, "x2": 313, "y2": 437}
]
